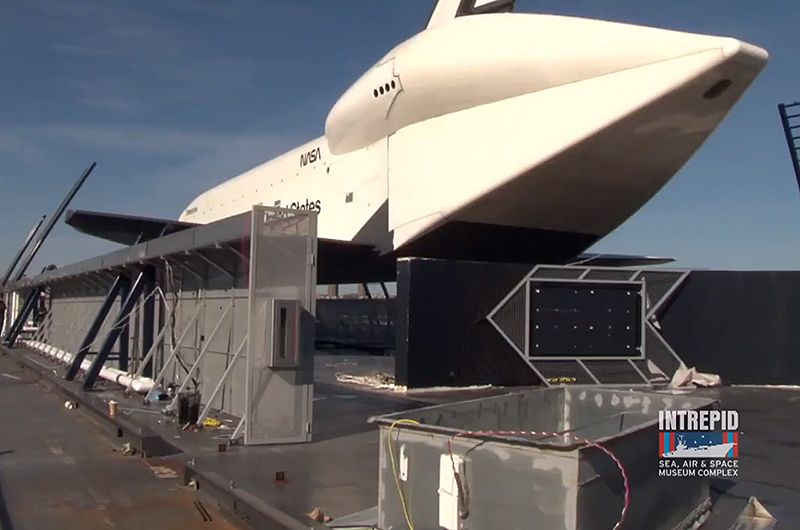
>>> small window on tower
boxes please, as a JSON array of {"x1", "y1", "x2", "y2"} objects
[{"x1": 345, "y1": 192, "x2": 354, "y2": 203}]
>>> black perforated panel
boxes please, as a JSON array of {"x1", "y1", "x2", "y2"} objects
[{"x1": 529, "y1": 280, "x2": 643, "y2": 359}]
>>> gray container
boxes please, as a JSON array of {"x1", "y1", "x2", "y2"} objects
[{"x1": 369, "y1": 387, "x2": 718, "y2": 530}]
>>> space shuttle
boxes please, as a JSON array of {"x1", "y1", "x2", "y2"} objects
[{"x1": 66, "y1": 0, "x2": 768, "y2": 283}]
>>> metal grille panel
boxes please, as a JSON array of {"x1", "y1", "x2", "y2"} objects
[
  {"x1": 488, "y1": 265, "x2": 689, "y2": 387},
  {"x1": 638, "y1": 271, "x2": 685, "y2": 314},
  {"x1": 491, "y1": 285, "x2": 526, "y2": 352},
  {"x1": 531, "y1": 267, "x2": 585, "y2": 280},
  {"x1": 583, "y1": 269, "x2": 638, "y2": 281}
]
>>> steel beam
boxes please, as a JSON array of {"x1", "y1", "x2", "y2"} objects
[
  {"x1": 12, "y1": 163, "x2": 97, "y2": 284},
  {"x1": 66, "y1": 273, "x2": 129, "y2": 381},
  {"x1": 230, "y1": 415, "x2": 245, "y2": 442},
  {"x1": 166, "y1": 303, "x2": 232, "y2": 412},
  {"x1": 778, "y1": 102, "x2": 800, "y2": 195},
  {"x1": 193, "y1": 250, "x2": 233, "y2": 277},
  {"x1": 225, "y1": 244, "x2": 248, "y2": 262},
  {"x1": 118, "y1": 278, "x2": 132, "y2": 372},
  {"x1": 143, "y1": 302, "x2": 205, "y2": 403},
  {"x1": 360, "y1": 283, "x2": 372, "y2": 299},
  {"x1": 83, "y1": 270, "x2": 147, "y2": 390},
  {"x1": 1, "y1": 215, "x2": 45, "y2": 288},
  {"x1": 3, "y1": 287, "x2": 44, "y2": 347},
  {"x1": 196, "y1": 335, "x2": 247, "y2": 425},
  {"x1": 156, "y1": 285, "x2": 166, "y2": 378},
  {"x1": 174, "y1": 258, "x2": 204, "y2": 282},
  {"x1": 141, "y1": 265, "x2": 157, "y2": 377},
  {"x1": 127, "y1": 323, "x2": 169, "y2": 393}
]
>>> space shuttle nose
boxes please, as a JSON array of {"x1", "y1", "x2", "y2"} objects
[
  {"x1": 326, "y1": 14, "x2": 769, "y2": 157},
  {"x1": 544, "y1": 21, "x2": 769, "y2": 78},
  {"x1": 719, "y1": 38, "x2": 769, "y2": 66}
]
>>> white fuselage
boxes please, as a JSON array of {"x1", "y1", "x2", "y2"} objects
[{"x1": 180, "y1": 13, "x2": 768, "y2": 261}]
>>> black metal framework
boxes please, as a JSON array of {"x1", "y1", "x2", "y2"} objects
[
  {"x1": 4, "y1": 205, "x2": 318, "y2": 436},
  {"x1": 778, "y1": 102, "x2": 800, "y2": 195},
  {"x1": 3, "y1": 287, "x2": 44, "y2": 347},
  {"x1": 83, "y1": 268, "x2": 150, "y2": 390},
  {"x1": 3, "y1": 210, "x2": 254, "y2": 293},
  {"x1": 6, "y1": 210, "x2": 257, "y2": 392},
  {"x1": 11, "y1": 163, "x2": 96, "y2": 284},
  {"x1": 66, "y1": 273, "x2": 130, "y2": 381},
  {"x1": 1, "y1": 216, "x2": 45, "y2": 288},
  {"x1": 118, "y1": 276, "x2": 132, "y2": 372},
  {"x1": 141, "y1": 266, "x2": 157, "y2": 377}
]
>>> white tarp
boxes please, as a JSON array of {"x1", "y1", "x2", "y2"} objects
[{"x1": 669, "y1": 364, "x2": 722, "y2": 389}]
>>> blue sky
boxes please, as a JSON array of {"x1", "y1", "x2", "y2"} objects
[{"x1": 0, "y1": 0, "x2": 798, "y2": 279}]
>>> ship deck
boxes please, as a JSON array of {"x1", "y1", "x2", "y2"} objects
[{"x1": 1, "y1": 347, "x2": 798, "y2": 529}]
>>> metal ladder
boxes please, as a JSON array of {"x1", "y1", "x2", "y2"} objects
[{"x1": 778, "y1": 102, "x2": 800, "y2": 194}]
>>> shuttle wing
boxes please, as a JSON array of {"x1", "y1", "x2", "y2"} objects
[
  {"x1": 568, "y1": 253, "x2": 675, "y2": 267},
  {"x1": 65, "y1": 209, "x2": 396, "y2": 284},
  {"x1": 425, "y1": 0, "x2": 515, "y2": 29},
  {"x1": 65, "y1": 209, "x2": 198, "y2": 246},
  {"x1": 65, "y1": 210, "x2": 674, "y2": 272}
]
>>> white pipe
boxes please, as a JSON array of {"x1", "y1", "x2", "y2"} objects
[{"x1": 22, "y1": 339, "x2": 155, "y2": 393}]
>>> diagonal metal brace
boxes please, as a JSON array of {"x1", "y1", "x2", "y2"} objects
[
  {"x1": 3, "y1": 287, "x2": 44, "y2": 347},
  {"x1": 83, "y1": 271, "x2": 147, "y2": 390},
  {"x1": 166, "y1": 302, "x2": 233, "y2": 412},
  {"x1": 66, "y1": 273, "x2": 129, "y2": 381},
  {"x1": 778, "y1": 103, "x2": 800, "y2": 195},
  {"x1": 196, "y1": 335, "x2": 247, "y2": 425},
  {"x1": 144, "y1": 302, "x2": 205, "y2": 403}
]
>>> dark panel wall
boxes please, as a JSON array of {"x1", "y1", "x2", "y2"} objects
[
  {"x1": 395, "y1": 258, "x2": 542, "y2": 388},
  {"x1": 395, "y1": 260, "x2": 800, "y2": 388},
  {"x1": 659, "y1": 270, "x2": 800, "y2": 385}
]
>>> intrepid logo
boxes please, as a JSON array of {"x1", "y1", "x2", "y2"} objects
[
  {"x1": 658, "y1": 409, "x2": 741, "y2": 478},
  {"x1": 658, "y1": 410, "x2": 739, "y2": 431},
  {"x1": 289, "y1": 199, "x2": 322, "y2": 213}
]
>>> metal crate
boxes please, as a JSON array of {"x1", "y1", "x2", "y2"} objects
[{"x1": 370, "y1": 387, "x2": 718, "y2": 530}]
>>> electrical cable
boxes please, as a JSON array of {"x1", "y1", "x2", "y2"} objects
[
  {"x1": 386, "y1": 421, "x2": 631, "y2": 530},
  {"x1": 446, "y1": 429, "x2": 630, "y2": 530},
  {"x1": 387, "y1": 419, "x2": 420, "y2": 530},
  {"x1": 164, "y1": 260, "x2": 198, "y2": 388}
]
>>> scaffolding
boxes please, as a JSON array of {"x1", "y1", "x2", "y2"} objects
[
  {"x1": 1, "y1": 206, "x2": 317, "y2": 446},
  {"x1": 778, "y1": 101, "x2": 800, "y2": 195}
]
